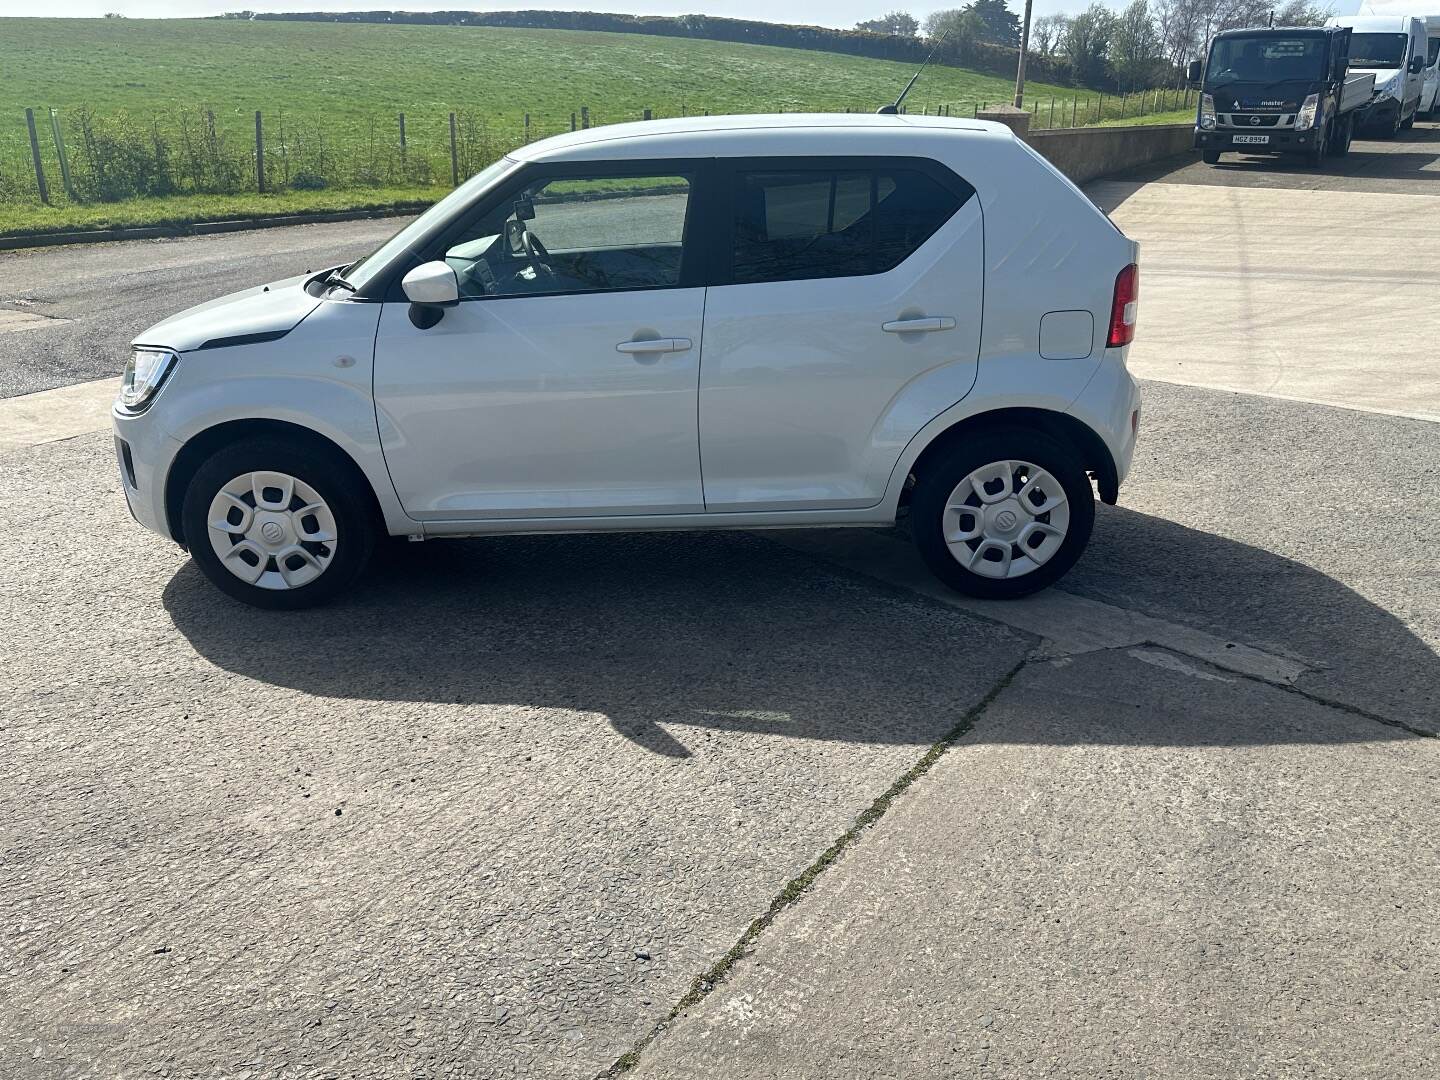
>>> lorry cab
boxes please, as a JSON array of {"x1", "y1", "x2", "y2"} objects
[
  {"x1": 1191, "y1": 26, "x2": 1373, "y2": 165},
  {"x1": 1328, "y1": 14, "x2": 1428, "y2": 132}
]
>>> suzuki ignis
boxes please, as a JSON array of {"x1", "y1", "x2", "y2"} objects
[{"x1": 113, "y1": 114, "x2": 1141, "y2": 609}]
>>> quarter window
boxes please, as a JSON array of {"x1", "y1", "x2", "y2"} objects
[
  {"x1": 731, "y1": 167, "x2": 964, "y2": 285},
  {"x1": 443, "y1": 174, "x2": 691, "y2": 299}
]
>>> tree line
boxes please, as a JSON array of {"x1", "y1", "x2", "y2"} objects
[{"x1": 858, "y1": 0, "x2": 1329, "y2": 91}]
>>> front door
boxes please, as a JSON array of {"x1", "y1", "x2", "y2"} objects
[
  {"x1": 698, "y1": 161, "x2": 984, "y2": 512},
  {"x1": 373, "y1": 167, "x2": 705, "y2": 520}
]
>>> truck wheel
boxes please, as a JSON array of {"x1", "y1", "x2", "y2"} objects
[
  {"x1": 1202, "y1": 148, "x2": 1222, "y2": 165},
  {"x1": 1307, "y1": 125, "x2": 1328, "y2": 167},
  {"x1": 1401, "y1": 107, "x2": 1415, "y2": 130},
  {"x1": 1332, "y1": 116, "x2": 1354, "y2": 156}
]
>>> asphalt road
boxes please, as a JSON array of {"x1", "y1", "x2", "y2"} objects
[{"x1": 2, "y1": 128, "x2": 1438, "y2": 1078}]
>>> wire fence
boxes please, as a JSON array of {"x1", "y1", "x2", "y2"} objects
[{"x1": 1, "y1": 90, "x2": 1196, "y2": 211}]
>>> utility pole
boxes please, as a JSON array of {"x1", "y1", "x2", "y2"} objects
[{"x1": 1014, "y1": 0, "x2": 1035, "y2": 108}]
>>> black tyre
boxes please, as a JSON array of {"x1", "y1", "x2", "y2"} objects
[
  {"x1": 1202, "y1": 148, "x2": 1223, "y2": 165},
  {"x1": 1331, "y1": 116, "x2": 1353, "y2": 157},
  {"x1": 181, "y1": 434, "x2": 378, "y2": 610},
  {"x1": 1307, "y1": 124, "x2": 1328, "y2": 167},
  {"x1": 910, "y1": 427, "x2": 1096, "y2": 601}
]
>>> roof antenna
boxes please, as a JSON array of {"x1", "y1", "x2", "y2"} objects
[{"x1": 877, "y1": 31, "x2": 950, "y2": 115}]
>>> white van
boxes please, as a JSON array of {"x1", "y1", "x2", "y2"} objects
[
  {"x1": 1424, "y1": 16, "x2": 1440, "y2": 115},
  {"x1": 1356, "y1": 2, "x2": 1440, "y2": 115},
  {"x1": 1328, "y1": 15, "x2": 1428, "y2": 133}
]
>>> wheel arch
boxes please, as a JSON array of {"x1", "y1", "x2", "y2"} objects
[
  {"x1": 904, "y1": 407, "x2": 1119, "y2": 506},
  {"x1": 164, "y1": 418, "x2": 386, "y2": 545}
]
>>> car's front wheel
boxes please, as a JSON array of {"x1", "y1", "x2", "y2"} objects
[
  {"x1": 910, "y1": 428, "x2": 1096, "y2": 600},
  {"x1": 181, "y1": 435, "x2": 377, "y2": 610}
]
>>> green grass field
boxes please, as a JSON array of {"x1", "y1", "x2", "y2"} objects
[{"x1": 0, "y1": 17, "x2": 1189, "y2": 235}]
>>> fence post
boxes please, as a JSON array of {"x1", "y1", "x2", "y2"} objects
[
  {"x1": 49, "y1": 107, "x2": 74, "y2": 200},
  {"x1": 254, "y1": 110, "x2": 265, "y2": 193},
  {"x1": 523, "y1": 113, "x2": 530, "y2": 142},
  {"x1": 581, "y1": 106, "x2": 589, "y2": 129},
  {"x1": 643, "y1": 108, "x2": 652, "y2": 121},
  {"x1": 448, "y1": 111, "x2": 458, "y2": 186},
  {"x1": 24, "y1": 108, "x2": 50, "y2": 205},
  {"x1": 570, "y1": 111, "x2": 576, "y2": 132},
  {"x1": 1049, "y1": 97, "x2": 1055, "y2": 128},
  {"x1": 398, "y1": 112, "x2": 407, "y2": 167}
]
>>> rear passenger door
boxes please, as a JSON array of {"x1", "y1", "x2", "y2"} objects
[{"x1": 698, "y1": 158, "x2": 984, "y2": 512}]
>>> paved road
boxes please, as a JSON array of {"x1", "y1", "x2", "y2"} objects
[
  {"x1": 0, "y1": 218, "x2": 406, "y2": 399},
  {"x1": 2, "y1": 129, "x2": 1438, "y2": 1078}
]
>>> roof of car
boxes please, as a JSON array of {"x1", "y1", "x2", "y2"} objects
[{"x1": 510, "y1": 112, "x2": 1009, "y2": 163}]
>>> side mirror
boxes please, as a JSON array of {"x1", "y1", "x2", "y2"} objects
[
  {"x1": 1187, "y1": 60, "x2": 1203, "y2": 85},
  {"x1": 401, "y1": 260, "x2": 459, "y2": 329},
  {"x1": 1409, "y1": 56, "x2": 1425, "y2": 74}
]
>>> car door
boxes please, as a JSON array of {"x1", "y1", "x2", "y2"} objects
[
  {"x1": 698, "y1": 159, "x2": 984, "y2": 512},
  {"x1": 372, "y1": 165, "x2": 707, "y2": 520}
]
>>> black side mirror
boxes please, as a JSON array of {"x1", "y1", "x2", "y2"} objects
[
  {"x1": 1187, "y1": 59, "x2": 1203, "y2": 85},
  {"x1": 1408, "y1": 56, "x2": 1425, "y2": 74}
]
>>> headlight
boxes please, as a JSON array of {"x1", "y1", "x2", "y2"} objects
[
  {"x1": 118, "y1": 348, "x2": 178, "y2": 412},
  {"x1": 1199, "y1": 93, "x2": 1216, "y2": 129},
  {"x1": 1295, "y1": 93, "x2": 1321, "y2": 131}
]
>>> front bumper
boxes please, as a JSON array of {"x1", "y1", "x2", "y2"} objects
[
  {"x1": 1194, "y1": 127, "x2": 1322, "y2": 153},
  {"x1": 113, "y1": 402, "x2": 183, "y2": 541}
]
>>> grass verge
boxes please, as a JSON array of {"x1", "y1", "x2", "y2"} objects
[{"x1": 0, "y1": 188, "x2": 433, "y2": 239}]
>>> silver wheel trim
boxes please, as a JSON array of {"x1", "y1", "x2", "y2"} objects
[
  {"x1": 206, "y1": 471, "x2": 338, "y2": 591},
  {"x1": 941, "y1": 459, "x2": 1071, "y2": 580}
]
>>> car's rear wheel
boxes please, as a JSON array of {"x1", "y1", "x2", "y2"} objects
[
  {"x1": 910, "y1": 428, "x2": 1096, "y2": 600},
  {"x1": 181, "y1": 435, "x2": 377, "y2": 610}
]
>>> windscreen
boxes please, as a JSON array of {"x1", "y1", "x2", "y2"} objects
[
  {"x1": 341, "y1": 157, "x2": 518, "y2": 292},
  {"x1": 1207, "y1": 35, "x2": 1327, "y2": 82},
  {"x1": 1348, "y1": 33, "x2": 1407, "y2": 67}
]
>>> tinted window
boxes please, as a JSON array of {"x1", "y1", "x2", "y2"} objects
[
  {"x1": 443, "y1": 174, "x2": 691, "y2": 299},
  {"x1": 731, "y1": 167, "x2": 963, "y2": 285}
]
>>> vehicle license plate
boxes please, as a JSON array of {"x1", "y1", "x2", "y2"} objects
[{"x1": 1232, "y1": 134, "x2": 1270, "y2": 144}]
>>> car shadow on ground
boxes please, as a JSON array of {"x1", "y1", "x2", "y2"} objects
[{"x1": 163, "y1": 509, "x2": 1438, "y2": 755}]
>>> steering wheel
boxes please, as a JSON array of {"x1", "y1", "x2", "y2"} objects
[{"x1": 523, "y1": 229, "x2": 552, "y2": 266}]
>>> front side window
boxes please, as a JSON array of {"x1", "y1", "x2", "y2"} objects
[
  {"x1": 731, "y1": 167, "x2": 964, "y2": 285},
  {"x1": 443, "y1": 173, "x2": 692, "y2": 299},
  {"x1": 1427, "y1": 38, "x2": 1438, "y2": 66},
  {"x1": 1348, "y1": 33, "x2": 1408, "y2": 68}
]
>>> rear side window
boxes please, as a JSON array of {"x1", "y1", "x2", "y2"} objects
[{"x1": 731, "y1": 167, "x2": 965, "y2": 285}]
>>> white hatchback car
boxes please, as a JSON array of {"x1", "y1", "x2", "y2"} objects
[{"x1": 113, "y1": 114, "x2": 1141, "y2": 610}]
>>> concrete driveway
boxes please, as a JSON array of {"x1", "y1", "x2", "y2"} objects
[{"x1": 1, "y1": 123, "x2": 1437, "y2": 1079}]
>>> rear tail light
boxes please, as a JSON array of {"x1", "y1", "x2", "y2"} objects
[{"x1": 1108, "y1": 264, "x2": 1139, "y2": 348}]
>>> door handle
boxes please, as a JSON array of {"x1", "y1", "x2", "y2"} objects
[
  {"x1": 881, "y1": 317, "x2": 956, "y2": 334},
  {"x1": 616, "y1": 337, "x2": 692, "y2": 355}
]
